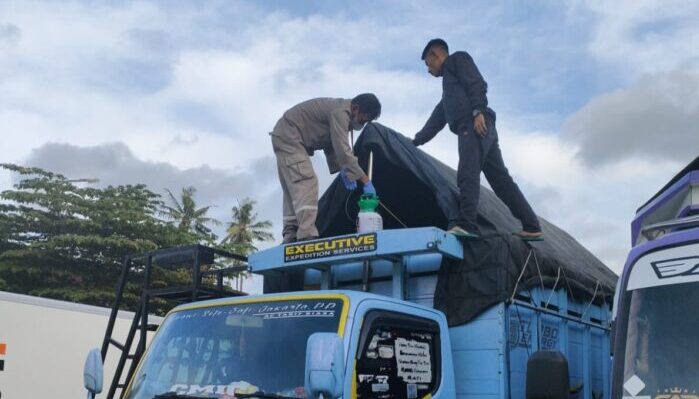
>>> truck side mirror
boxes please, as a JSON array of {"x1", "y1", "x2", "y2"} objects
[
  {"x1": 526, "y1": 350, "x2": 569, "y2": 399},
  {"x1": 305, "y1": 333, "x2": 345, "y2": 399},
  {"x1": 83, "y1": 348, "x2": 104, "y2": 398}
]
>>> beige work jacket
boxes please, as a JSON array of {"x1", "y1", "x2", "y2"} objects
[{"x1": 271, "y1": 98, "x2": 366, "y2": 181}]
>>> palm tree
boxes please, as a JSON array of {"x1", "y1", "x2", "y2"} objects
[
  {"x1": 220, "y1": 198, "x2": 274, "y2": 255},
  {"x1": 161, "y1": 186, "x2": 220, "y2": 241},
  {"x1": 219, "y1": 198, "x2": 273, "y2": 291}
]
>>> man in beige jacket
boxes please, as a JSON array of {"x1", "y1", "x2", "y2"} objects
[{"x1": 271, "y1": 94, "x2": 382, "y2": 243}]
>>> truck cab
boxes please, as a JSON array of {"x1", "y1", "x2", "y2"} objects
[
  {"x1": 115, "y1": 228, "x2": 461, "y2": 399},
  {"x1": 612, "y1": 157, "x2": 699, "y2": 398},
  {"x1": 120, "y1": 291, "x2": 453, "y2": 399}
]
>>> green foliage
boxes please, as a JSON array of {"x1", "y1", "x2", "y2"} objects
[
  {"x1": 219, "y1": 198, "x2": 274, "y2": 256},
  {"x1": 217, "y1": 198, "x2": 274, "y2": 289},
  {"x1": 161, "y1": 186, "x2": 220, "y2": 244},
  {"x1": 0, "y1": 163, "x2": 273, "y2": 313},
  {"x1": 0, "y1": 163, "x2": 201, "y2": 314}
]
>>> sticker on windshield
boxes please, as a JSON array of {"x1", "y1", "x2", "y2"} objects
[
  {"x1": 284, "y1": 233, "x2": 377, "y2": 262},
  {"x1": 651, "y1": 256, "x2": 699, "y2": 279},
  {"x1": 624, "y1": 374, "x2": 647, "y2": 397},
  {"x1": 168, "y1": 381, "x2": 259, "y2": 397},
  {"x1": 379, "y1": 344, "x2": 394, "y2": 359},
  {"x1": 394, "y1": 338, "x2": 432, "y2": 383},
  {"x1": 172, "y1": 299, "x2": 341, "y2": 322},
  {"x1": 372, "y1": 383, "x2": 390, "y2": 393},
  {"x1": 252, "y1": 301, "x2": 339, "y2": 320},
  {"x1": 654, "y1": 387, "x2": 699, "y2": 399}
]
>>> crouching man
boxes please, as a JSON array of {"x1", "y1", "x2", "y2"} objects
[{"x1": 271, "y1": 94, "x2": 381, "y2": 243}]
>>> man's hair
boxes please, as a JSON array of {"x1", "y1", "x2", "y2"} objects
[
  {"x1": 351, "y1": 93, "x2": 382, "y2": 120},
  {"x1": 421, "y1": 38, "x2": 449, "y2": 60}
]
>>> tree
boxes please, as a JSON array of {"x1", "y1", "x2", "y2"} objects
[
  {"x1": 217, "y1": 198, "x2": 274, "y2": 291},
  {"x1": 220, "y1": 198, "x2": 274, "y2": 255},
  {"x1": 0, "y1": 163, "x2": 199, "y2": 313},
  {"x1": 161, "y1": 186, "x2": 219, "y2": 243}
]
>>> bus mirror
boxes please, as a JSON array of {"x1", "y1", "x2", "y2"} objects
[
  {"x1": 526, "y1": 350, "x2": 569, "y2": 399},
  {"x1": 83, "y1": 348, "x2": 104, "y2": 398},
  {"x1": 305, "y1": 333, "x2": 345, "y2": 399}
]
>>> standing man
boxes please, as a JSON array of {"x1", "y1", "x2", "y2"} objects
[
  {"x1": 271, "y1": 94, "x2": 381, "y2": 243},
  {"x1": 413, "y1": 39, "x2": 543, "y2": 240}
]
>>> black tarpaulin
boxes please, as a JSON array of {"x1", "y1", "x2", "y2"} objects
[{"x1": 317, "y1": 123, "x2": 617, "y2": 325}]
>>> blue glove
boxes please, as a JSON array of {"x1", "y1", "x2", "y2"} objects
[
  {"x1": 339, "y1": 169, "x2": 357, "y2": 191},
  {"x1": 363, "y1": 181, "x2": 377, "y2": 195}
]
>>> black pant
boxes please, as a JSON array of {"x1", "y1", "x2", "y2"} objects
[{"x1": 452, "y1": 117, "x2": 541, "y2": 234}]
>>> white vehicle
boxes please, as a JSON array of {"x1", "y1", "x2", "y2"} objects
[{"x1": 0, "y1": 290, "x2": 160, "y2": 399}]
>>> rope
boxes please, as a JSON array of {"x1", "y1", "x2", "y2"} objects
[
  {"x1": 559, "y1": 267, "x2": 578, "y2": 303},
  {"x1": 344, "y1": 191, "x2": 354, "y2": 223},
  {"x1": 532, "y1": 248, "x2": 544, "y2": 291},
  {"x1": 379, "y1": 201, "x2": 409, "y2": 228},
  {"x1": 509, "y1": 249, "x2": 533, "y2": 303},
  {"x1": 544, "y1": 267, "x2": 561, "y2": 309},
  {"x1": 581, "y1": 280, "x2": 600, "y2": 319}
]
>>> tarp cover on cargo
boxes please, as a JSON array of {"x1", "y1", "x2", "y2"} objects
[{"x1": 317, "y1": 123, "x2": 617, "y2": 325}]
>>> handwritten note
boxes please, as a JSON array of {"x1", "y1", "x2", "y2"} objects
[{"x1": 394, "y1": 338, "x2": 432, "y2": 383}]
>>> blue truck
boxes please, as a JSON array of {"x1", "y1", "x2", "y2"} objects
[
  {"x1": 84, "y1": 228, "x2": 613, "y2": 399},
  {"x1": 612, "y1": 157, "x2": 699, "y2": 399},
  {"x1": 83, "y1": 124, "x2": 617, "y2": 399}
]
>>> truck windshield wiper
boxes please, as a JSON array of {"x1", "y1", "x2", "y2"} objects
[
  {"x1": 153, "y1": 392, "x2": 213, "y2": 399},
  {"x1": 235, "y1": 391, "x2": 297, "y2": 399}
]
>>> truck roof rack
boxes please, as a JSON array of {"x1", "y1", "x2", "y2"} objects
[
  {"x1": 249, "y1": 227, "x2": 463, "y2": 299},
  {"x1": 100, "y1": 244, "x2": 248, "y2": 399}
]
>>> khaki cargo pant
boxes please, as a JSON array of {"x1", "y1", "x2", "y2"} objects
[{"x1": 271, "y1": 134, "x2": 319, "y2": 242}]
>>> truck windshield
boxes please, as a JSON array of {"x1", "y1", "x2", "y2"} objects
[
  {"x1": 124, "y1": 297, "x2": 345, "y2": 399},
  {"x1": 619, "y1": 282, "x2": 699, "y2": 396}
]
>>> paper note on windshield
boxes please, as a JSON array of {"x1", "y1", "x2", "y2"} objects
[{"x1": 394, "y1": 338, "x2": 432, "y2": 383}]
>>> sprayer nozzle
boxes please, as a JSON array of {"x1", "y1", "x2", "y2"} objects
[{"x1": 358, "y1": 193, "x2": 380, "y2": 212}]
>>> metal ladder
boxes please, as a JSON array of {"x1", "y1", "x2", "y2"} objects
[{"x1": 99, "y1": 244, "x2": 248, "y2": 399}]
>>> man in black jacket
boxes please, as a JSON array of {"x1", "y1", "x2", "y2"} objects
[{"x1": 413, "y1": 38, "x2": 543, "y2": 240}]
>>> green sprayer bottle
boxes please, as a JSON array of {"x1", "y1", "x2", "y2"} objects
[{"x1": 357, "y1": 193, "x2": 383, "y2": 233}]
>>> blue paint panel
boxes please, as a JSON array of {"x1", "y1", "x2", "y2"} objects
[
  {"x1": 406, "y1": 273, "x2": 439, "y2": 299},
  {"x1": 452, "y1": 350, "x2": 501, "y2": 382},
  {"x1": 568, "y1": 327, "x2": 585, "y2": 384},
  {"x1": 500, "y1": 288, "x2": 611, "y2": 399},
  {"x1": 449, "y1": 308, "x2": 503, "y2": 351}
]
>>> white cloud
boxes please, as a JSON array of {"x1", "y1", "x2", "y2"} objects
[
  {"x1": 562, "y1": 66, "x2": 699, "y2": 165},
  {"x1": 585, "y1": 0, "x2": 699, "y2": 77},
  {"x1": 496, "y1": 121, "x2": 683, "y2": 272}
]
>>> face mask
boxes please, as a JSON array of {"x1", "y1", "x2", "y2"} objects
[{"x1": 350, "y1": 118, "x2": 366, "y2": 131}]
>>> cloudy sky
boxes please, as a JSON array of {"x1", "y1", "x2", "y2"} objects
[{"x1": 2, "y1": 0, "x2": 698, "y2": 291}]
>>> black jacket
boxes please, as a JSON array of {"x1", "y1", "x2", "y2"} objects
[{"x1": 414, "y1": 51, "x2": 496, "y2": 145}]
